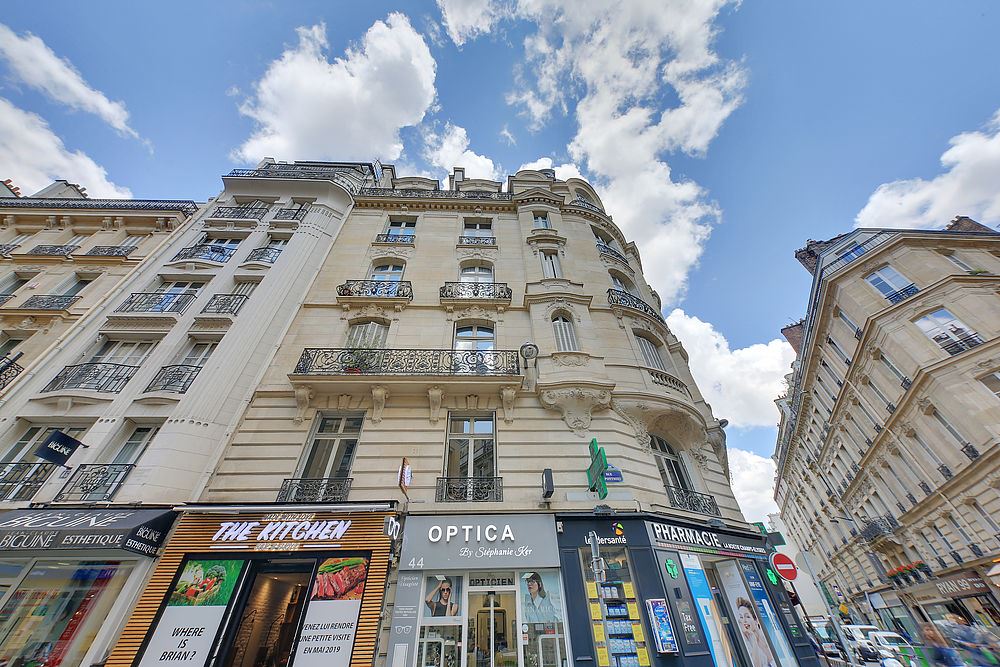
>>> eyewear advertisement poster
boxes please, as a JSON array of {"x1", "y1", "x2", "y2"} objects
[
  {"x1": 679, "y1": 553, "x2": 733, "y2": 667},
  {"x1": 716, "y1": 560, "x2": 782, "y2": 667},
  {"x1": 644, "y1": 599, "x2": 678, "y2": 653},
  {"x1": 737, "y1": 561, "x2": 796, "y2": 667},
  {"x1": 293, "y1": 555, "x2": 370, "y2": 667},
  {"x1": 423, "y1": 574, "x2": 463, "y2": 620},
  {"x1": 521, "y1": 570, "x2": 562, "y2": 624},
  {"x1": 138, "y1": 559, "x2": 246, "y2": 666}
]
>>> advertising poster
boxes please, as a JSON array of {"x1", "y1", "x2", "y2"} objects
[
  {"x1": 293, "y1": 555, "x2": 370, "y2": 667},
  {"x1": 644, "y1": 599, "x2": 678, "y2": 653},
  {"x1": 680, "y1": 553, "x2": 732, "y2": 666},
  {"x1": 715, "y1": 560, "x2": 780, "y2": 667},
  {"x1": 520, "y1": 570, "x2": 562, "y2": 624},
  {"x1": 139, "y1": 559, "x2": 245, "y2": 666},
  {"x1": 737, "y1": 561, "x2": 796, "y2": 667},
  {"x1": 423, "y1": 574, "x2": 463, "y2": 620}
]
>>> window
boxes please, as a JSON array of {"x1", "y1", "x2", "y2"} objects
[
  {"x1": 459, "y1": 263, "x2": 494, "y2": 283},
  {"x1": 552, "y1": 315, "x2": 578, "y2": 352},
  {"x1": 981, "y1": 372, "x2": 1000, "y2": 398},
  {"x1": 300, "y1": 414, "x2": 363, "y2": 480},
  {"x1": 650, "y1": 435, "x2": 689, "y2": 491},
  {"x1": 636, "y1": 335, "x2": 666, "y2": 370},
  {"x1": 2, "y1": 425, "x2": 86, "y2": 464},
  {"x1": 265, "y1": 236, "x2": 289, "y2": 249},
  {"x1": 835, "y1": 242, "x2": 866, "y2": 263},
  {"x1": 942, "y1": 252, "x2": 975, "y2": 272},
  {"x1": 575, "y1": 189, "x2": 596, "y2": 205},
  {"x1": 370, "y1": 263, "x2": 404, "y2": 281},
  {"x1": 157, "y1": 280, "x2": 204, "y2": 295},
  {"x1": 346, "y1": 321, "x2": 388, "y2": 348},
  {"x1": 110, "y1": 425, "x2": 159, "y2": 465},
  {"x1": 879, "y1": 352, "x2": 907, "y2": 383},
  {"x1": 533, "y1": 212, "x2": 550, "y2": 229},
  {"x1": 540, "y1": 251, "x2": 562, "y2": 278},
  {"x1": 865, "y1": 266, "x2": 912, "y2": 299},
  {"x1": 201, "y1": 235, "x2": 242, "y2": 249},
  {"x1": 123, "y1": 233, "x2": 146, "y2": 249},
  {"x1": 0, "y1": 273, "x2": 27, "y2": 296},
  {"x1": 836, "y1": 308, "x2": 859, "y2": 334},
  {"x1": 90, "y1": 340, "x2": 155, "y2": 366},
  {"x1": 454, "y1": 324, "x2": 494, "y2": 351},
  {"x1": 463, "y1": 220, "x2": 492, "y2": 238},
  {"x1": 4, "y1": 232, "x2": 30, "y2": 246},
  {"x1": 232, "y1": 281, "x2": 257, "y2": 296},
  {"x1": 610, "y1": 272, "x2": 635, "y2": 294},
  {"x1": 0, "y1": 335, "x2": 25, "y2": 358},
  {"x1": 444, "y1": 414, "x2": 496, "y2": 480},
  {"x1": 58, "y1": 275, "x2": 93, "y2": 297},
  {"x1": 178, "y1": 341, "x2": 217, "y2": 367},
  {"x1": 66, "y1": 234, "x2": 87, "y2": 246},
  {"x1": 914, "y1": 308, "x2": 983, "y2": 355},
  {"x1": 387, "y1": 218, "x2": 416, "y2": 237}
]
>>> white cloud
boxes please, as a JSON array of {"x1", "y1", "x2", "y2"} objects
[
  {"x1": 0, "y1": 23, "x2": 141, "y2": 140},
  {"x1": 517, "y1": 157, "x2": 582, "y2": 181},
  {"x1": 235, "y1": 16, "x2": 436, "y2": 164},
  {"x1": 436, "y1": 0, "x2": 507, "y2": 46},
  {"x1": 424, "y1": 123, "x2": 501, "y2": 180},
  {"x1": 728, "y1": 448, "x2": 779, "y2": 523},
  {"x1": 666, "y1": 308, "x2": 796, "y2": 428},
  {"x1": 499, "y1": 124, "x2": 516, "y2": 146},
  {"x1": 0, "y1": 97, "x2": 131, "y2": 198},
  {"x1": 856, "y1": 109, "x2": 1000, "y2": 229}
]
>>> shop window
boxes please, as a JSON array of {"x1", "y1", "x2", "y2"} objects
[{"x1": 299, "y1": 413, "x2": 363, "y2": 481}]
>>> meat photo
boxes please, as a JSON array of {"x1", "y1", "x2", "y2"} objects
[{"x1": 311, "y1": 556, "x2": 369, "y2": 601}]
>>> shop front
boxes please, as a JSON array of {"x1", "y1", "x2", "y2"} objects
[
  {"x1": 868, "y1": 590, "x2": 919, "y2": 640},
  {"x1": 906, "y1": 569, "x2": 1000, "y2": 632},
  {"x1": 556, "y1": 514, "x2": 818, "y2": 667},
  {"x1": 106, "y1": 503, "x2": 396, "y2": 667},
  {"x1": 388, "y1": 514, "x2": 569, "y2": 667},
  {"x1": 0, "y1": 507, "x2": 177, "y2": 667}
]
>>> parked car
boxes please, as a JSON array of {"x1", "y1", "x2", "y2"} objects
[
  {"x1": 821, "y1": 640, "x2": 847, "y2": 660},
  {"x1": 841, "y1": 624, "x2": 882, "y2": 660},
  {"x1": 867, "y1": 631, "x2": 918, "y2": 665}
]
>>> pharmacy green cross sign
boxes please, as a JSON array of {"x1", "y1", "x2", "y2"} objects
[{"x1": 586, "y1": 438, "x2": 609, "y2": 499}]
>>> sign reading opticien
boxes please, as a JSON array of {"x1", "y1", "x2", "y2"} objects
[{"x1": 399, "y1": 514, "x2": 560, "y2": 569}]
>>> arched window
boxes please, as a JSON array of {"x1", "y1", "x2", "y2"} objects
[
  {"x1": 592, "y1": 226, "x2": 620, "y2": 251},
  {"x1": 650, "y1": 435, "x2": 690, "y2": 491},
  {"x1": 552, "y1": 315, "x2": 579, "y2": 352},
  {"x1": 635, "y1": 334, "x2": 665, "y2": 370},
  {"x1": 370, "y1": 262, "x2": 404, "y2": 281},
  {"x1": 609, "y1": 271, "x2": 636, "y2": 295},
  {"x1": 454, "y1": 323, "x2": 495, "y2": 351},
  {"x1": 346, "y1": 320, "x2": 388, "y2": 348},
  {"x1": 575, "y1": 189, "x2": 595, "y2": 205},
  {"x1": 459, "y1": 263, "x2": 494, "y2": 283}
]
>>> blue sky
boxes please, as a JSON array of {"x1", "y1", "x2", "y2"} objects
[{"x1": 2, "y1": 1, "x2": 999, "y2": 520}]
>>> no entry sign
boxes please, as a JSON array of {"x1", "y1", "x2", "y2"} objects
[{"x1": 770, "y1": 552, "x2": 798, "y2": 581}]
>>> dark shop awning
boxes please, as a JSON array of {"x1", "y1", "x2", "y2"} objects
[{"x1": 0, "y1": 508, "x2": 176, "y2": 556}]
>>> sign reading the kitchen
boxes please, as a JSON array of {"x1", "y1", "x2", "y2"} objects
[
  {"x1": 399, "y1": 515, "x2": 560, "y2": 569},
  {"x1": 210, "y1": 513, "x2": 352, "y2": 551}
]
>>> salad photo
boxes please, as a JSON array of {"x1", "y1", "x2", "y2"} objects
[
  {"x1": 311, "y1": 556, "x2": 369, "y2": 601},
  {"x1": 168, "y1": 559, "x2": 244, "y2": 607}
]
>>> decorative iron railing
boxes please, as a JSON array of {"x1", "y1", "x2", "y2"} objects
[
  {"x1": 568, "y1": 198, "x2": 604, "y2": 214},
  {"x1": 607, "y1": 288, "x2": 665, "y2": 323},
  {"x1": 54, "y1": 464, "x2": 135, "y2": 502},
  {"x1": 211, "y1": 206, "x2": 268, "y2": 219},
  {"x1": 0, "y1": 294, "x2": 13, "y2": 307},
  {"x1": 439, "y1": 282, "x2": 512, "y2": 300},
  {"x1": 116, "y1": 291, "x2": 197, "y2": 314},
  {"x1": 294, "y1": 348, "x2": 520, "y2": 376},
  {"x1": 961, "y1": 442, "x2": 981, "y2": 460},
  {"x1": 356, "y1": 187, "x2": 512, "y2": 201},
  {"x1": 457, "y1": 235, "x2": 496, "y2": 246},
  {"x1": 337, "y1": 280, "x2": 413, "y2": 300},
  {"x1": 42, "y1": 363, "x2": 138, "y2": 393},
  {"x1": 276, "y1": 477, "x2": 353, "y2": 503},
  {"x1": 144, "y1": 364, "x2": 202, "y2": 393},
  {"x1": 26, "y1": 244, "x2": 79, "y2": 255},
  {"x1": 596, "y1": 243, "x2": 629, "y2": 266},
  {"x1": 85, "y1": 245, "x2": 136, "y2": 257},
  {"x1": 0, "y1": 462, "x2": 58, "y2": 501},
  {"x1": 886, "y1": 284, "x2": 920, "y2": 304},
  {"x1": 0, "y1": 243, "x2": 20, "y2": 255},
  {"x1": 861, "y1": 515, "x2": 900, "y2": 542},
  {"x1": 228, "y1": 166, "x2": 366, "y2": 194},
  {"x1": 435, "y1": 476, "x2": 503, "y2": 502},
  {"x1": 246, "y1": 247, "x2": 282, "y2": 264},
  {"x1": 649, "y1": 370, "x2": 689, "y2": 395},
  {"x1": 172, "y1": 244, "x2": 237, "y2": 263},
  {"x1": 274, "y1": 208, "x2": 308, "y2": 221},
  {"x1": 0, "y1": 197, "x2": 197, "y2": 213},
  {"x1": 0, "y1": 353, "x2": 24, "y2": 391},
  {"x1": 202, "y1": 294, "x2": 249, "y2": 315},
  {"x1": 21, "y1": 294, "x2": 82, "y2": 310},
  {"x1": 938, "y1": 332, "x2": 985, "y2": 356},
  {"x1": 665, "y1": 486, "x2": 721, "y2": 516},
  {"x1": 373, "y1": 233, "x2": 415, "y2": 244}
]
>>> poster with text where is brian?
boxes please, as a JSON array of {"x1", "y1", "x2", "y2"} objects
[
  {"x1": 138, "y1": 559, "x2": 245, "y2": 666},
  {"x1": 293, "y1": 555, "x2": 370, "y2": 667}
]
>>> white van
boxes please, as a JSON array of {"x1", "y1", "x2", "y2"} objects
[{"x1": 840, "y1": 624, "x2": 881, "y2": 659}]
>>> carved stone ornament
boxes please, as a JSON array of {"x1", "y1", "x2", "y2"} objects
[
  {"x1": 551, "y1": 352, "x2": 589, "y2": 367},
  {"x1": 338, "y1": 394, "x2": 351, "y2": 411},
  {"x1": 706, "y1": 424, "x2": 731, "y2": 480},
  {"x1": 545, "y1": 299, "x2": 580, "y2": 322},
  {"x1": 368, "y1": 245, "x2": 413, "y2": 260},
  {"x1": 610, "y1": 399, "x2": 652, "y2": 452},
  {"x1": 294, "y1": 386, "x2": 314, "y2": 423},
  {"x1": 457, "y1": 247, "x2": 499, "y2": 261},
  {"x1": 539, "y1": 384, "x2": 613, "y2": 436},
  {"x1": 500, "y1": 385, "x2": 517, "y2": 423},
  {"x1": 975, "y1": 357, "x2": 999, "y2": 371},
  {"x1": 689, "y1": 448, "x2": 710, "y2": 470},
  {"x1": 451, "y1": 305, "x2": 500, "y2": 323},
  {"x1": 340, "y1": 301, "x2": 402, "y2": 320},
  {"x1": 428, "y1": 386, "x2": 444, "y2": 423},
  {"x1": 916, "y1": 397, "x2": 934, "y2": 415},
  {"x1": 371, "y1": 385, "x2": 389, "y2": 423}
]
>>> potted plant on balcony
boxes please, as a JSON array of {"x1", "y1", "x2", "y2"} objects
[
  {"x1": 340, "y1": 348, "x2": 374, "y2": 374},
  {"x1": 915, "y1": 560, "x2": 931, "y2": 576}
]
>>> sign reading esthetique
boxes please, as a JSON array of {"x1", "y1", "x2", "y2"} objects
[{"x1": 399, "y1": 515, "x2": 560, "y2": 569}]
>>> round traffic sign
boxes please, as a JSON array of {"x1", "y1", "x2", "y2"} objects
[{"x1": 770, "y1": 552, "x2": 798, "y2": 581}]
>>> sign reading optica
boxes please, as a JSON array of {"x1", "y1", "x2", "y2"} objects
[{"x1": 399, "y1": 514, "x2": 560, "y2": 569}]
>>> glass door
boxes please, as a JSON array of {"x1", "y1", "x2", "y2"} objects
[{"x1": 468, "y1": 591, "x2": 517, "y2": 667}]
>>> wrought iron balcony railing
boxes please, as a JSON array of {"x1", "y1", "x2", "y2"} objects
[
  {"x1": 54, "y1": 463, "x2": 135, "y2": 502},
  {"x1": 0, "y1": 462, "x2": 58, "y2": 501},
  {"x1": 458, "y1": 235, "x2": 497, "y2": 246},
  {"x1": 0, "y1": 353, "x2": 24, "y2": 391},
  {"x1": 961, "y1": 442, "x2": 981, "y2": 460},
  {"x1": 0, "y1": 243, "x2": 20, "y2": 255},
  {"x1": 144, "y1": 364, "x2": 203, "y2": 393},
  {"x1": 607, "y1": 288, "x2": 665, "y2": 323},
  {"x1": 436, "y1": 476, "x2": 503, "y2": 502},
  {"x1": 337, "y1": 280, "x2": 413, "y2": 300},
  {"x1": 665, "y1": 486, "x2": 722, "y2": 516},
  {"x1": 85, "y1": 245, "x2": 136, "y2": 257},
  {"x1": 0, "y1": 197, "x2": 197, "y2": 213},
  {"x1": 276, "y1": 477, "x2": 353, "y2": 503},
  {"x1": 938, "y1": 332, "x2": 985, "y2": 356},
  {"x1": 886, "y1": 283, "x2": 920, "y2": 304},
  {"x1": 26, "y1": 244, "x2": 79, "y2": 255},
  {"x1": 246, "y1": 247, "x2": 282, "y2": 264},
  {"x1": 201, "y1": 293, "x2": 249, "y2": 315},
  {"x1": 115, "y1": 291, "x2": 197, "y2": 314},
  {"x1": 274, "y1": 207, "x2": 307, "y2": 221},
  {"x1": 439, "y1": 282, "x2": 512, "y2": 301},
  {"x1": 43, "y1": 363, "x2": 138, "y2": 393},
  {"x1": 20, "y1": 294, "x2": 82, "y2": 310},
  {"x1": 357, "y1": 187, "x2": 512, "y2": 201},
  {"x1": 172, "y1": 244, "x2": 236, "y2": 263},
  {"x1": 649, "y1": 370, "x2": 689, "y2": 395},
  {"x1": 861, "y1": 515, "x2": 900, "y2": 543},
  {"x1": 596, "y1": 243, "x2": 629, "y2": 266},
  {"x1": 294, "y1": 348, "x2": 520, "y2": 376},
  {"x1": 0, "y1": 294, "x2": 13, "y2": 307},
  {"x1": 211, "y1": 206, "x2": 268, "y2": 219},
  {"x1": 373, "y1": 233, "x2": 415, "y2": 244},
  {"x1": 569, "y1": 198, "x2": 604, "y2": 214}
]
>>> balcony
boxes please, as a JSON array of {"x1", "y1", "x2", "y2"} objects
[
  {"x1": 568, "y1": 198, "x2": 604, "y2": 214},
  {"x1": 0, "y1": 462, "x2": 57, "y2": 501},
  {"x1": 861, "y1": 515, "x2": 900, "y2": 543},
  {"x1": 85, "y1": 245, "x2": 136, "y2": 257},
  {"x1": 457, "y1": 235, "x2": 496, "y2": 246},
  {"x1": 607, "y1": 288, "x2": 665, "y2": 324},
  {"x1": 439, "y1": 282, "x2": 512, "y2": 304},
  {"x1": 0, "y1": 294, "x2": 12, "y2": 307},
  {"x1": 26, "y1": 244, "x2": 79, "y2": 256},
  {"x1": 201, "y1": 294, "x2": 249, "y2": 315},
  {"x1": 938, "y1": 332, "x2": 984, "y2": 356},
  {"x1": 274, "y1": 208, "x2": 307, "y2": 221},
  {"x1": 295, "y1": 348, "x2": 520, "y2": 377},
  {"x1": 373, "y1": 233, "x2": 415, "y2": 244},
  {"x1": 227, "y1": 164, "x2": 367, "y2": 194},
  {"x1": 54, "y1": 464, "x2": 134, "y2": 502},
  {"x1": 245, "y1": 247, "x2": 282, "y2": 264},
  {"x1": 144, "y1": 365, "x2": 202, "y2": 393},
  {"x1": 210, "y1": 206, "x2": 268, "y2": 220},
  {"x1": 664, "y1": 486, "x2": 721, "y2": 516},
  {"x1": 886, "y1": 283, "x2": 919, "y2": 304},
  {"x1": 596, "y1": 243, "x2": 630, "y2": 268},
  {"x1": 0, "y1": 244, "x2": 20, "y2": 256},
  {"x1": 649, "y1": 370, "x2": 690, "y2": 397},
  {"x1": 171, "y1": 244, "x2": 236, "y2": 263},
  {"x1": 0, "y1": 353, "x2": 24, "y2": 391},
  {"x1": 436, "y1": 476, "x2": 503, "y2": 502},
  {"x1": 336, "y1": 280, "x2": 413, "y2": 301},
  {"x1": 42, "y1": 363, "x2": 138, "y2": 393},
  {"x1": 116, "y1": 291, "x2": 197, "y2": 314},
  {"x1": 276, "y1": 477, "x2": 352, "y2": 503}
]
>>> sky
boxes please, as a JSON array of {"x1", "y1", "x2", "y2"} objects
[{"x1": 2, "y1": 1, "x2": 999, "y2": 522}]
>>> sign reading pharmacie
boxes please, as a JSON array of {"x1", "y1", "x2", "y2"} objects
[
  {"x1": 399, "y1": 514, "x2": 560, "y2": 570},
  {"x1": 645, "y1": 519, "x2": 768, "y2": 560},
  {"x1": 0, "y1": 508, "x2": 175, "y2": 556}
]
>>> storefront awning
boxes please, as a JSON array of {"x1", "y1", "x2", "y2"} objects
[{"x1": 0, "y1": 508, "x2": 176, "y2": 556}]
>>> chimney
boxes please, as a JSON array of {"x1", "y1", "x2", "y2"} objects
[
  {"x1": 781, "y1": 320, "x2": 806, "y2": 355},
  {"x1": 945, "y1": 216, "x2": 993, "y2": 233}
]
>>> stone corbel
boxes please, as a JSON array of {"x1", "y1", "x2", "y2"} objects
[
  {"x1": 500, "y1": 385, "x2": 517, "y2": 423},
  {"x1": 338, "y1": 394, "x2": 352, "y2": 410},
  {"x1": 371, "y1": 385, "x2": 389, "y2": 423},
  {"x1": 705, "y1": 423, "x2": 731, "y2": 481},
  {"x1": 539, "y1": 382, "x2": 613, "y2": 436},
  {"x1": 294, "y1": 386, "x2": 314, "y2": 423},
  {"x1": 428, "y1": 386, "x2": 444, "y2": 423},
  {"x1": 916, "y1": 397, "x2": 934, "y2": 415}
]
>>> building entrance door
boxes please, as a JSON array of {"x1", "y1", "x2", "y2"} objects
[{"x1": 468, "y1": 591, "x2": 517, "y2": 667}]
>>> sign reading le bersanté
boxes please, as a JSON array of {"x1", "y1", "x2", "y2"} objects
[{"x1": 400, "y1": 514, "x2": 560, "y2": 569}]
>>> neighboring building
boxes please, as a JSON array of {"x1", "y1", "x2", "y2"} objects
[
  {"x1": 773, "y1": 218, "x2": 1000, "y2": 639},
  {"x1": 766, "y1": 512, "x2": 827, "y2": 619},
  {"x1": 104, "y1": 165, "x2": 817, "y2": 667}
]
